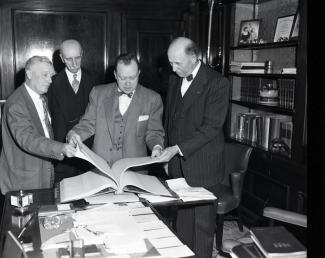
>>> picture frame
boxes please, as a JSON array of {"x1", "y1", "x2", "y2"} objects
[
  {"x1": 238, "y1": 19, "x2": 261, "y2": 45},
  {"x1": 290, "y1": 12, "x2": 300, "y2": 39},
  {"x1": 273, "y1": 15, "x2": 295, "y2": 42}
]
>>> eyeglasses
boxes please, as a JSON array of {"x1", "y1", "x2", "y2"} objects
[{"x1": 116, "y1": 72, "x2": 139, "y2": 81}]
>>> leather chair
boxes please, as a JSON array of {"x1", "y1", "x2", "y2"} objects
[{"x1": 213, "y1": 142, "x2": 252, "y2": 251}]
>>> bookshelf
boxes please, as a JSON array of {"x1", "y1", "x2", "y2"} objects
[
  {"x1": 226, "y1": 0, "x2": 302, "y2": 159},
  {"x1": 222, "y1": 0, "x2": 307, "y2": 226}
]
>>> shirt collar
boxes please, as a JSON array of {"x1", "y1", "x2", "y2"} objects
[
  {"x1": 183, "y1": 60, "x2": 201, "y2": 82},
  {"x1": 25, "y1": 83, "x2": 41, "y2": 100},
  {"x1": 65, "y1": 68, "x2": 81, "y2": 81}
]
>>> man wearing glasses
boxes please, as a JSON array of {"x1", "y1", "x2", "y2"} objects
[
  {"x1": 67, "y1": 53, "x2": 164, "y2": 173},
  {"x1": 47, "y1": 39, "x2": 95, "y2": 183}
]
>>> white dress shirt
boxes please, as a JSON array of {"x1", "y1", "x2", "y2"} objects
[
  {"x1": 181, "y1": 61, "x2": 201, "y2": 97},
  {"x1": 25, "y1": 84, "x2": 51, "y2": 138},
  {"x1": 65, "y1": 68, "x2": 81, "y2": 87},
  {"x1": 118, "y1": 90, "x2": 134, "y2": 116}
]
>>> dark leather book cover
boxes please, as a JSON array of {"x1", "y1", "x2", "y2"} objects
[{"x1": 250, "y1": 226, "x2": 306, "y2": 257}]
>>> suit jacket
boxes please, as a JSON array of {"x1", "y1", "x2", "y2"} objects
[
  {"x1": 70, "y1": 83, "x2": 165, "y2": 165},
  {"x1": 164, "y1": 63, "x2": 230, "y2": 187},
  {"x1": 0, "y1": 85, "x2": 64, "y2": 194},
  {"x1": 47, "y1": 69, "x2": 94, "y2": 143}
]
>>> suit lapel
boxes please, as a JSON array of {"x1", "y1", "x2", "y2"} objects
[
  {"x1": 104, "y1": 85, "x2": 116, "y2": 142},
  {"x1": 21, "y1": 85, "x2": 46, "y2": 137},
  {"x1": 181, "y1": 65, "x2": 207, "y2": 111},
  {"x1": 124, "y1": 85, "x2": 142, "y2": 135}
]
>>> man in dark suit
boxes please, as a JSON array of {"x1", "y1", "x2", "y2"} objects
[
  {"x1": 0, "y1": 56, "x2": 77, "y2": 195},
  {"x1": 160, "y1": 37, "x2": 230, "y2": 258},
  {"x1": 47, "y1": 39, "x2": 95, "y2": 183},
  {"x1": 67, "y1": 53, "x2": 164, "y2": 171}
]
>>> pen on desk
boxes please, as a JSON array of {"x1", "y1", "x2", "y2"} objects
[{"x1": 17, "y1": 212, "x2": 35, "y2": 239}]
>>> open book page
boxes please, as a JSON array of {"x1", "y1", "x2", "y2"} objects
[
  {"x1": 120, "y1": 171, "x2": 173, "y2": 197},
  {"x1": 60, "y1": 171, "x2": 117, "y2": 203},
  {"x1": 74, "y1": 143, "x2": 118, "y2": 185},
  {"x1": 75, "y1": 142, "x2": 165, "y2": 187}
]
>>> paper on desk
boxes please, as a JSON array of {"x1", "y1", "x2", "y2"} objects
[
  {"x1": 103, "y1": 234, "x2": 147, "y2": 254},
  {"x1": 41, "y1": 232, "x2": 71, "y2": 250},
  {"x1": 133, "y1": 214, "x2": 159, "y2": 223},
  {"x1": 137, "y1": 220, "x2": 166, "y2": 231},
  {"x1": 139, "y1": 193, "x2": 178, "y2": 203},
  {"x1": 129, "y1": 207, "x2": 153, "y2": 216},
  {"x1": 166, "y1": 178, "x2": 217, "y2": 202},
  {"x1": 150, "y1": 236, "x2": 183, "y2": 249},
  {"x1": 85, "y1": 192, "x2": 139, "y2": 204},
  {"x1": 157, "y1": 245, "x2": 194, "y2": 257},
  {"x1": 118, "y1": 201, "x2": 145, "y2": 208},
  {"x1": 144, "y1": 228, "x2": 174, "y2": 239}
]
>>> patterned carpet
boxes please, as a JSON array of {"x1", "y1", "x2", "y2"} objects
[{"x1": 212, "y1": 221, "x2": 250, "y2": 258}]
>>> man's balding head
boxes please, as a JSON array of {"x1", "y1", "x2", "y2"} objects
[
  {"x1": 167, "y1": 37, "x2": 199, "y2": 78},
  {"x1": 59, "y1": 39, "x2": 83, "y2": 73}
]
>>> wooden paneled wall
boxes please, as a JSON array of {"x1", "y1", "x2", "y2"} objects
[{"x1": 0, "y1": 0, "x2": 200, "y2": 100}]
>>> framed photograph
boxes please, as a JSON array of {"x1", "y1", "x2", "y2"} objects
[
  {"x1": 290, "y1": 12, "x2": 300, "y2": 39},
  {"x1": 273, "y1": 15, "x2": 295, "y2": 42},
  {"x1": 238, "y1": 19, "x2": 260, "y2": 45}
]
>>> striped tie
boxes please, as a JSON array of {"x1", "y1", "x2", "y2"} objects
[
  {"x1": 40, "y1": 95, "x2": 53, "y2": 139},
  {"x1": 71, "y1": 73, "x2": 79, "y2": 93}
]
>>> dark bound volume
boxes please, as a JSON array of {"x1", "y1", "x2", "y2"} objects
[
  {"x1": 250, "y1": 226, "x2": 306, "y2": 258},
  {"x1": 231, "y1": 243, "x2": 265, "y2": 258}
]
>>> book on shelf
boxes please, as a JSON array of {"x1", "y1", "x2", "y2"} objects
[
  {"x1": 230, "y1": 61, "x2": 265, "y2": 74},
  {"x1": 235, "y1": 113, "x2": 291, "y2": 151},
  {"x1": 58, "y1": 143, "x2": 174, "y2": 203},
  {"x1": 281, "y1": 67, "x2": 297, "y2": 74},
  {"x1": 238, "y1": 69, "x2": 266, "y2": 74},
  {"x1": 250, "y1": 226, "x2": 307, "y2": 258},
  {"x1": 278, "y1": 79, "x2": 295, "y2": 109},
  {"x1": 279, "y1": 121, "x2": 293, "y2": 149}
]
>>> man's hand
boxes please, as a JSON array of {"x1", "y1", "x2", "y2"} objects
[
  {"x1": 61, "y1": 143, "x2": 77, "y2": 158},
  {"x1": 159, "y1": 145, "x2": 180, "y2": 162},
  {"x1": 66, "y1": 131, "x2": 82, "y2": 147},
  {"x1": 151, "y1": 145, "x2": 163, "y2": 158}
]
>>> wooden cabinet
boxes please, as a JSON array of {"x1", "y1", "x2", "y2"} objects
[{"x1": 222, "y1": 0, "x2": 307, "y2": 226}]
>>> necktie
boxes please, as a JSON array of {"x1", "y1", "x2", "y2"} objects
[
  {"x1": 118, "y1": 91, "x2": 133, "y2": 98},
  {"x1": 186, "y1": 74, "x2": 193, "y2": 82},
  {"x1": 71, "y1": 73, "x2": 79, "y2": 93},
  {"x1": 40, "y1": 95, "x2": 53, "y2": 139}
]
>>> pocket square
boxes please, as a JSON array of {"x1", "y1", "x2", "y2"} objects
[{"x1": 138, "y1": 115, "x2": 149, "y2": 122}]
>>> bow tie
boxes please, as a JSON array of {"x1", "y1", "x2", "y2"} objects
[
  {"x1": 118, "y1": 91, "x2": 133, "y2": 98},
  {"x1": 186, "y1": 74, "x2": 193, "y2": 82}
]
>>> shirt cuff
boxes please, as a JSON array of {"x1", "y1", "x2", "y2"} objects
[{"x1": 176, "y1": 145, "x2": 183, "y2": 156}]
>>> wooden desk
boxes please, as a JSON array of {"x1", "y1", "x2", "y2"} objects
[{"x1": 1, "y1": 189, "x2": 215, "y2": 258}]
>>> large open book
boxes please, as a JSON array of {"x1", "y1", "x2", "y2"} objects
[{"x1": 59, "y1": 143, "x2": 173, "y2": 203}]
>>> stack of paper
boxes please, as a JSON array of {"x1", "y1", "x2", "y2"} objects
[
  {"x1": 121, "y1": 202, "x2": 195, "y2": 258},
  {"x1": 138, "y1": 193, "x2": 178, "y2": 204},
  {"x1": 166, "y1": 178, "x2": 217, "y2": 202},
  {"x1": 85, "y1": 192, "x2": 139, "y2": 204}
]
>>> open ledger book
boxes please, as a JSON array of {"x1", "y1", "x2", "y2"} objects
[{"x1": 59, "y1": 143, "x2": 174, "y2": 203}]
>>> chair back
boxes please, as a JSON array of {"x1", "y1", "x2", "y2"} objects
[{"x1": 221, "y1": 143, "x2": 252, "y2": 186}]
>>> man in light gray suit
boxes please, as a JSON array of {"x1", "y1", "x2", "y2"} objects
[
  {"x1": 0, "y1": 56, "x2": 77, "y2": 195},
  {"x1": 67, "y1": 53, "x2": 164, "y2": 170}
]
